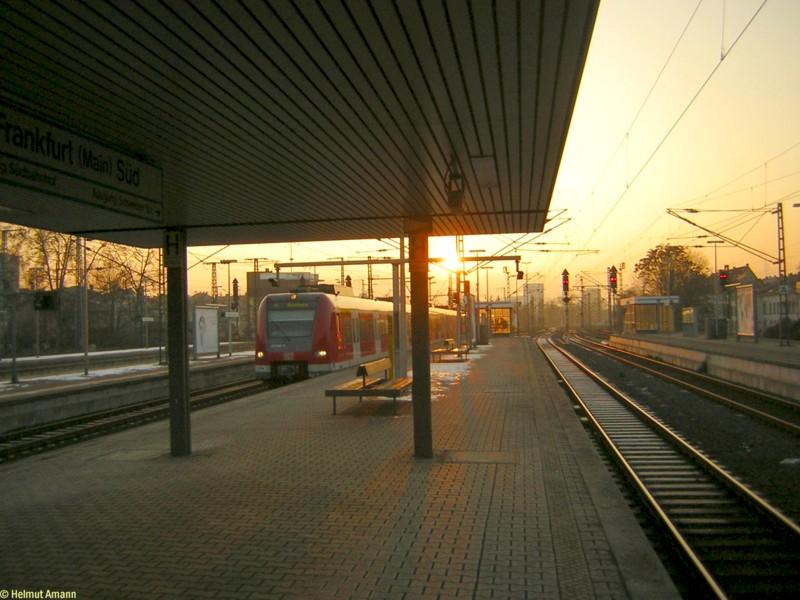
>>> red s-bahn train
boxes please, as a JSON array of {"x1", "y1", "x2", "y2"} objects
[{"x1": 255, "y1": 291, "x2": 457, "y2": 379}]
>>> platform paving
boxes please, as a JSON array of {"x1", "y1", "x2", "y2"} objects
[{"x1": 0, "y1": 337, "x2": 678, "y2": 599}]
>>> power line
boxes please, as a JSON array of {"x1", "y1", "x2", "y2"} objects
[
  {"x1": 582, "y1": 0, "x2": 769, "y2": 249},
  {"x1": 580, "y1": 1, "x2": 704, "y2": 218},
  {"x1": 686, "y1": 140, "x2": 800, "y2": 205}
]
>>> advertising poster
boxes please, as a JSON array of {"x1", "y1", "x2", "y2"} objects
[
  {"x1": 736, "y1": 285, "x2": 755, "y2": 337},
  {"x1": 194, "y1": 306, "x2": 219, "y2": 355}
]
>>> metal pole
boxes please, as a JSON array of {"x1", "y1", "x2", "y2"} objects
[
  {"x1": 409, "y1": 231, "x2": 432, "y2": 458},
  {"x1": 83, "y1": 241, "x2": 89, "y2": 374},
  {"x1": 9, "y1": 295, "x2": 17, "y2": 384},
  {"x1": 228, "y1": 264, "x2": 232, "y2": 356},
  {"x1": 76, "y1": 237, "x2": 89, "y2": 376},
  {"x1": 514, "y1": 274, "x2": 519, "y2": 336},
  {"x1": 485, "y1": 267, "x2": 491, "y2": 335},
  {"x1": 475, "y1": 263, "x2": 480, "y2": 323},
  {"x1": 158, "y1": 248, "x2": 165, "y2": 365},
  {"x1": 165, "y1": 228, "x2": 191, "y2": 456},
  {"x1": 392, "y1": 262, "x2": 400, "y2": 378},
  {"x1": 776, "y1": 202, "x2": 789, "y2": 346},
  {"x1": 221, "y1": 259, "x2": 237, "y2": 357},
  {"x1": 35, "y1": 310, "x2": 40, "y2": 357},
  {"x1": 397, "y1": 237, "x2": 407, "y2": 377},
  {"x1": 455, "y1": 269, "x2": 461, "y2": 348},
  {"x1": 1, "y1": 230, "x2": 18, "y2": 383}
]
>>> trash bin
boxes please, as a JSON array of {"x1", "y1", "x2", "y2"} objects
[{"x1": 478, "y1": 323, "x2": 490, "y2": 345}]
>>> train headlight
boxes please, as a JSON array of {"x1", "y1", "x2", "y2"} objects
[
  {"x1": 314, "y1": 349, "x2": 328, "y2": 358},
  {"x1": 256, "y1": 351, "x2": 264, "y2": 359}
]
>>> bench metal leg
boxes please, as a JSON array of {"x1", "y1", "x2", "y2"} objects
[
  {"x1": 393, "y1": 396, "x2": 397, "y2": 416},
  {"x1": 332, "y1": 396, "x2": 337, "y2": 416}
]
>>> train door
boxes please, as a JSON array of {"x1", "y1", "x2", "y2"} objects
[
  {"x1": 337, "y1": 311, "x2": 354, "y2": 364},
  {"x1": 378, "y1": 314, "x2": 388, "y2": 353},
  {"x1": 351, "y1": 312, "x2": 361, "y2": 362},
  {"x1": 359, "y1": 313, "x2": 375, "y2": 358}
]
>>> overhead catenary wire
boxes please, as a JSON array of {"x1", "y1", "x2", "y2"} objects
[
  {"x1": 578, "y1": 0, "x2": 705, "y2": 228},
  {"x1": 568, "y1": 0, "x2": 770, "y2": 280},
  {"x1": 587, "y1": 0, "x2": 768, "y2": 243}
]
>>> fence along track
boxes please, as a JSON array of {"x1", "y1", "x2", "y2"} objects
[{"x1": 539, "y1": 336, "x2": 800, "y2": 598}]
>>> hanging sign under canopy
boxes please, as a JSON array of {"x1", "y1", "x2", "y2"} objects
[{"x1": 0, "y1": 103, "x2": 162, "y2": 224}]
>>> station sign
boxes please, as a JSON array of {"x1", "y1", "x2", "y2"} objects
[
  {"x1": 0, "y1": 103, "x2": 162, "y2": 223},
  {"x1": 223, "y1": 311, "x2": 239, "y2": 319}
]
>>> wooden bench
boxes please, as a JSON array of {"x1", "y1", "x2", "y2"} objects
[
  {"x1": 325, "y1": 358, "x2": 412, "y2": 415},
  {"x1": 431, "y1": 342, "x2": 471, "y2": 362}
]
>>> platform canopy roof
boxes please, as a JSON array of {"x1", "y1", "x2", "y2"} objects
[{"x1": 0, "y1": 1, "x2": 597, "y2": 247}]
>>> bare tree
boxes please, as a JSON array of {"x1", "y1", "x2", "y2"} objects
[
  {"x1": 22, "y1": 229, "x2": 75, "y2": 291},
  {"x1": 87, "y1": 244, "x2": 160, "y2": 344},
  {"x1": 634, "y1": 244, "x2": 709, "y2": 306}
]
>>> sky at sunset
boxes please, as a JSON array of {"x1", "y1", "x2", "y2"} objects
[{"x1": 187, "y1": 0, "x2": 800, "y2": 302}]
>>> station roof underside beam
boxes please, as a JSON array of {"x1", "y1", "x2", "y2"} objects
[
  {"x1": 271, "y1": 255, "x2": 522, "y2": 269},
  {"x1": 0, "y1": 1, "x2": 598, "y2": 247}
]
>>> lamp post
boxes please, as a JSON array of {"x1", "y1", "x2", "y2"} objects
[
  {"x1": 707, "y1": 240, "x2": 723, "y2": 318},
  {"x1": 522, "y1": 262, "x2": 531, "y2": 335},
  {"x1": 220, "y1": 259, "x2": 237, "y2": 356},
  {"x1": 480, "y1": 266, "x2": 493, "y2": 339},
  {"x1": 468, "y1": 249, "x2": 484, "y2": 347}
]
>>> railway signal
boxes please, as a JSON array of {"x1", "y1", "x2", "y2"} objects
[
  {"x1": 608, "y1": 266, "x2": 618, "y2": 292},
  {"x1": 718, "y1": 268, "x2": 729, "y2": 291},
  {"x1": 561, "y1": 269, "x2": 569, "y2": 294}
]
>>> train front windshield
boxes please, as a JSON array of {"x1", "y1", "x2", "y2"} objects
[{"x1": 266, "y1": 297, "x2": 319, "y2": 352}]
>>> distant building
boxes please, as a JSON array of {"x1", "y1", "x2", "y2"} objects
[
  {"x1": 714, "y1": 264, "x2": 799, "y2": 337},
  {"x1": 620, "y1": 296, "x2": 680, "y2": 333},
  {"x1": 757, "y1": 275, "x2": 800, "y2": 332}
]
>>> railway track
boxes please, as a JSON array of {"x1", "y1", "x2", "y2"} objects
[
  {"x1": 0, "y1": 379, "x2": 270, "y2": 463},
  {"x1": 568, "y1": 333, "x2": 800, "y2": 435},
  {"x1": 539, "y1": 336, "x2": 800, "y2": 598}
]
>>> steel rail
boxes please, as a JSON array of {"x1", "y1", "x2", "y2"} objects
[
  {"x1": 539, "y1": 336, "x2": 800, "y2": 598},
  {"x1": 0, "y1": 379, "x2": 269, "y2": 462},
  {"x1": 550, "y1": 337, "x2": 800, "y2": 535}
]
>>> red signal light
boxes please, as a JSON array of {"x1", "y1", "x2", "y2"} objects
[{"x1": 608, "y1": 266, "x2": 618, "y2": 291}]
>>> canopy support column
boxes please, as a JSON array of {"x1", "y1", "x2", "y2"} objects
[
  {"x1": 408, "y1": 220, "x2": 432, "y2": 458},
  {"x1": 164, "y1": 228, "x2": 191, "y2": 456}
]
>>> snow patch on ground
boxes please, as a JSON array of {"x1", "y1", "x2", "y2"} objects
[
  {"x1": 396, "y1": 349, "x2": 487, "y2": 402},
  {"x1": 0, "y1": 352, "x2": 251, "y2": 391}
]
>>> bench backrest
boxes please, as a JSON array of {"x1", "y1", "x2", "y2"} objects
[{"x1": 356, "y1": 357, "x2": 391, "y2": 378}]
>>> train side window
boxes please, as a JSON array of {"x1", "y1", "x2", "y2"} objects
[
  {"x1": 359, "y1": 313, "x2": 374, "y2": 343},
  {"x1": 341, "y1": 313, "x2": 353, "y2": 345}
]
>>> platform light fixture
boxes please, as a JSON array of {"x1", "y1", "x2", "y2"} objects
[{"x1": 444, "y1": 155, "x2": 465, "y2": 211}]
